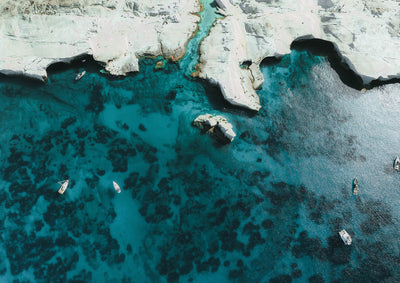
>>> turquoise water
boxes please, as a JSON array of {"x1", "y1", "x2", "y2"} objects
[
  {"x1": 1, "y1": 50, "x2": 400, "y2": 282},
  {"x1": 1, "y1": 4, "x2": 400, "y2": 282},
  {"x1": 179, "y1": 0, "x2": 221, "y2": 76}
]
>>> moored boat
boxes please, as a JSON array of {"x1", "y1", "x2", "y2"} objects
[
  {"x1": 352, "y1": 178, "x2": 359, "y2": 195},
  {"x1": 394, "y1": 156, "x2": 400, "y2": 171},
  {"x1": 113, "y1": 181, "x2": 121, "y2": 193},
  {"x1": 75, "y1": 70, "x2": 86, "y2": 81},
  {"x1": 58, "y1": 180, "x2": 69, "y2": 194},
  {"x1": 339, "y1": 229, "x2": 352, "y2": 245}
]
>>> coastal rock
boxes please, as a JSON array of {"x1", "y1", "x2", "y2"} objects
[
  {"x1": 197, "y1": 17, "x2": 262, "y2": 111},
  {"x1": 0, "y1": 0, "x2": 399, "y2": 112},
  {"x1": 193, "y1": 114, "x2": 236, "y2": 143},
  {"x1": 198, "y1": 0, "x2": 400, "y2": 110},
  {"x1": 0, "y1": 0, "x2": 201, "y2": 79}
]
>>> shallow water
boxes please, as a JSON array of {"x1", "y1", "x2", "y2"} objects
[{"x1": 1, "y1": 6, "x2": 400, "y2": 283}]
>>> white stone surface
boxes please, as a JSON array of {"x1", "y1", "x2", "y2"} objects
[
  {"x1": 0, "y1": 0, "x2": 201, "y2": 79},
  {"x1": 0, "y1": 0, "x2": 399, "y2": 112},
  {"x1": 193, "y1": 114, "x2": 236, "y2": 142},
  {"x1": 198, "y1": 0, "x2": 400, "y2": 110}
]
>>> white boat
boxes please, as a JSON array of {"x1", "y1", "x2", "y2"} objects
[
  {"x1": 339, "y1": 229, "x2": 352, "y2": 245},
  {"x1": 75, "y1": 70, "x2": 86, "y2": 81},
  {"x1": 58, "y1": 180, "x2": 69, "y2": 194},
  {"x1": 352, "y1": 178, "x2": 359, "y2": 195},
  {"x1": 394, "y1": 156, "x2": 400, "y2": 171},
  {"x1": 113, "y1": 181, "x2": 121, "y2": 193}
]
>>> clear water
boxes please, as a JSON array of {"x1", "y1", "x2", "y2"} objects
[
  {"x1": 1, "y1": 4, "x2": 400, "y2": 283},
  {"x1": 179, "y1": 0, "x2": 221, "y2": 76}
]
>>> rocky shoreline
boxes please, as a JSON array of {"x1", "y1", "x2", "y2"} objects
[
  {"x1": 196, "y1": 0, "x2": 400, "y2": 110},
  {"x1": 0, "y1": 0, "x2": 399, "y2": 110},
  {"x1": 0, "y1": 0, "x2": 201, "y2": 80}
]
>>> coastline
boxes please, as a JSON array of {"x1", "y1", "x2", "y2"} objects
[{"x1": 0, "y1": 0, "x2": 399, "y2": 111}]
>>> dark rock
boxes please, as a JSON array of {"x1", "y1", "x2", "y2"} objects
[
  {"x1": 309, "y1": 274, "x2": 324, "y2": 283},
  {"x1": 166, "y1": 90, "x2": 177, "y2": 100},
  {"x1": 262, "y1": 219, "x2": 274, "y2": 229},
  {"x1": 179, "y1": 262, "x2": 193, "y2": 275},
  {"x1": 75, "y1": 128, "x2": 89, "y2": 139},
  {"x1": 292, "y1": 269, "x2": 302, "y2": 278},
  {"x1": 167, "y1": 271, "x2": 179, "y2": 283},
  {"x1": 269, "y1": 274, "x2": 292, "y2": 283},
  {"x1": 126, "y1": 244, "x2": 132, "y2": 254},
  {"x1": 85, "y1": 84, "x2": 105, "y2": 114},
  {"x1": 214, "y1": 199, "x2": 226, "y2": 208},
  {"x1": 158, "y1": 177, "x2": 172, "y2": 192},
  {"x1": 138, "y1": 124, "x2": 147, "y2": 131},
  {"x1": 326, "y1": 235, "x2": 351, "y2": 265},
  {"x1": 229, "y1": 268, "x2": 244, "y2": 279},
  {"x1": 61, "y1": 117, "x2": 77, "y2": 129},
  {"x1": 292, "y1": 231, "x2": 325, "y2": 260}
]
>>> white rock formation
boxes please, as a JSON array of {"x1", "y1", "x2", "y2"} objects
[
  {"x1": 193, "y1": 114, "x2": 236, "y2": 142},
  {"x1": 198, "y1": 0, "x2": 400, "y2": 111},
  {"x1": 0, "y1": 0, "x2": 201, "y2": 79},
  {"x1": 0, "y1": 0, "x2": 399, "y2": 112}
]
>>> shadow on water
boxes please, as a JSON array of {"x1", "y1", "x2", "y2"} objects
[
  {"x1": 0, "y1": 53, "x2": 255, "y2": 117},
  {"x1": 46, "y1": 54, "x2": 98, "y2": 75},
  {"x1": 47, "y1": 54, "x2": 139, "y2": 82},
  {"x1": 290, "y1": 38, "x2": 365, "y2": 90},
  {"x1": 260, "y1": 56, "x2": 283, "y2": 67},
  {"x1": 289, "y1": 38, "x2": 400, "y2": 90},
  {"x1": 198, "y1": 78, "x2": 258, "y2": 118},
  {"x1": 0, "y1": 73, "x2": 44, "y2": 88}
]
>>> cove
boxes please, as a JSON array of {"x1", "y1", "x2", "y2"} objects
[{"x1": 0, "y1": 41, "x2": 400, "y2": 283}]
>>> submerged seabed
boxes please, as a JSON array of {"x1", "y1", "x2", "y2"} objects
[{"x1": 0, "y1": 50, "x2": 400, "y2": 283}]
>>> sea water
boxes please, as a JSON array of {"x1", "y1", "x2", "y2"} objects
[{"x1": 1, "y1": 3, "x2": 400, "y2": 283}]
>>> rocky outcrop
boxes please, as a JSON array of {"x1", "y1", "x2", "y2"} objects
[
  {"x1": 193, "y1": 114, "x2": 236, "y2": 144},
  {"x1": 0, "y1": 0, "x2": 399, "y2": 112},
  {"x1": 197, "y1": 0, "x2": 400, "y2": 110},
  {"x1": 0, "y1": 0, "x2": 201, "y2": 80}
]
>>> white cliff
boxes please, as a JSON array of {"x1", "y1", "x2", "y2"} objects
[
  {"x1": 197, "y1": 0, "x2": 400, "y2": 110},
  {"x1": 193, "y1": 114, "x2": 236, "y2": 143},
  {"x1": 0, "y1": 0, "x2": 201, "y2": 79},
  {"x1": 0, "y1": 0, "x2": 399, "y2": 112}
]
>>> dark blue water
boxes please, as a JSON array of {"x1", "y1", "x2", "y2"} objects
[{"x1": 1, "y1": 5, "x2": 400, "y2": 282}]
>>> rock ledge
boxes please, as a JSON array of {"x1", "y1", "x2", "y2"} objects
[{"x1": 193, "y1": 114, "x2": 236, "y2": 144}]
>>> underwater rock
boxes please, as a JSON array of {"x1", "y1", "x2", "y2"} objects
[
  {"x1": 269, "y1": 274, "x2": 292, "y2": 283},
  {"x1": 309, "y1": 274, "x2": 324, "y2": 283},
  {"x1": 291, "y1": 269, "x2": 302, "y2": 279},
  {"x1": 193, "y1": 114, "x2": 236, "y2": 144},
  {"x1": 155, "y1": 60, "x2": 166, "y2": 70},
  {"x1": 292, "y1": 231, "x2": 326, "y2": 261}
]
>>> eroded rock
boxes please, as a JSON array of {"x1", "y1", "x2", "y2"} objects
[
  {"x1": 198, "y1": 0, "x2": 400, "y2": 110},
  {"x1": 0, "y1": 0, "x2": 201, "y2": 79},
  {"x1": 193, "y1": 114, "x2": 236, "y2": 143}
]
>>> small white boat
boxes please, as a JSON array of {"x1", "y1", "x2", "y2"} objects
[
  {"x1": 394, "y1": 157, "x2": 400, "y2": 171},
  {"x1": 75, "y1": 70, "x2": 86, "y2": 81},
  {"x1": 352, "y1": 178, "x2": 359, "y2": 195},
  {"x1": 339, "y1": 229, "x2": 352, "y2": 245},
  {"x1": 58, "y1": 180, "x2": 69, "y2": 194},
  {"x1": 113, "y1": 181, "x2": 121, "y2": 193}
]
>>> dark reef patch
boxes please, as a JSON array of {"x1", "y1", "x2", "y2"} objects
[{"x1": 1, "y1": 46, "x2": 400, "y2": 283}]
